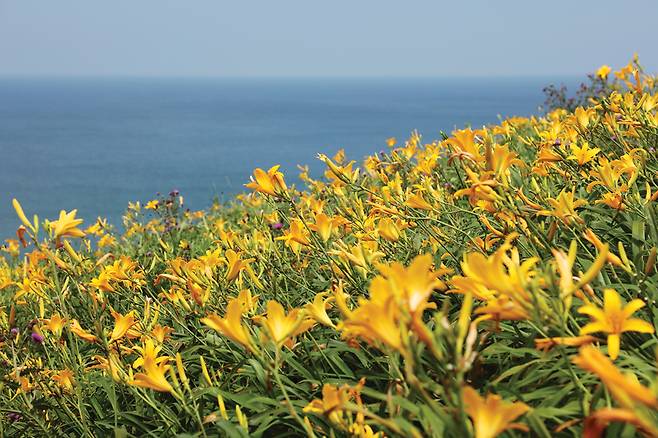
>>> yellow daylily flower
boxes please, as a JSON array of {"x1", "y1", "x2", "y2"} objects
[
  {"x1": 254, "y1": 300, "x2": 314, "y2": 347},
  {"x1": 405, "y1": 191, "x2": 433, "y2": 210},
  {"x1": 69, "y1": 319, "x2": 98, "y2": 343},
  {"x1": 223, "y1": 250, "x2": 263, "y2": 289},
  {"x1": 377, "y1": 217, "x2": 400, "y2": 242},
  {"x1": 276, "y1": 219, "x2": 310, "y2": 246},
  {"x1": 578, "y1": 289, "x2": 654, "y2": 359},
  {"x1": 454, "y1": 169, "x2": 499, "y2": 205},
  {"x1": 50, "y1": 209, "x2": 86, "y2": 241},
  {"x1": 245, "y1": 165, "x2": 287, "y2": 196},
  {"x1": 460, "y1": 242, "x2": 536, "y2": 302},
  {"x1": 536, "y1": 147, "x2": 562, "y2": 163},
  {"x1": 187, "y1": 280, "x2": 210, "y2": 307},
  {"x1": 596, "y1": 191, "x2": 625, "y2": 210},
  {"x1": 109, "y1": 309, "x2": 137, "y2": 343},
  {"x1": 308, "y1": 213, "x2": 334, "y2": 242},
  {"x1": 131, "y1": 354, "x2": 173, "y2": 393},
  {"x1": 462, "y1": 385, "x2": 529, "y2": 438},
  {"x1": 42, "y1": 313, "x2": 67, "y2": 337},
  {"x1": 338, "y1": 297, "x2": 402, "y2": 352},
  {"x1": 201, "y1": 299, "x2": 256, "y2": 353},
  {"x1": 490, "y1": 143, "x2": 524, "y2": 180},
  {"x1": 132, "y1": 338, "x2": 165, "y2": 369},
  {"x1": 583, "y1": 408, "x2": 658, "y2": 438},
  {"x1": 574, "y1": 107, "x2": 594, "y2": 130},
  {"x1": 448, "y1": 128, "x2": 482, "y2": 162},
  {"x1": 474, "y1": 296, "x2": 529, "y2": 323},
  {"x1": 304, "y1": 379, "x2": 366, "y2": 425},
  {"x1": 236, "y1": 289, "x2": 259, "y2": 314},
  {"x1": 568, "y1": 142, "x2": 600, "y2": 166},
  {"x1": 540, "y1": 189, "x2": 587, "y2": 224},
  {"x1": 304, "y1": 292, "x2": 334, "y2": 328},
  {"x1": 225, "y1": 249, "x2": 254, "y2": 282},
  {"x1": 52, "y1": 369, "x2": 76, "y2": 391},
  {"x1": 596, "y1": 64, "x2": 612, "y2": 80},
  {"x1": 372, "y1": 254, "x2": 448, "y2": 317},
  {"x1": 317, "y1": 153, "x2": 358, "y2": 186},
  {"x1": 151, "y1": 324, "x2": 175, "y2": 343},
  {"x1": 573, "y1": 345, "x2": 658, "y2": 408}
]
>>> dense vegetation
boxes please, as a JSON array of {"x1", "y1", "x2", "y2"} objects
[{"x1": 1, "y1": 59, "x2": 658, "y2": 437}]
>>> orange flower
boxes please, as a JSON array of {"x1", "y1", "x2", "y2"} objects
[
  {"x1": 578, "y1": 289, "x2": 654, "y2": 359},
  {"x1": 572, "y1": 346, "x2": 658, "y2": 408},
  {"x1": 52, "y1": 369, "x2": 75, "y2": 391},
  {"x1": 304, "y1": 292, "x2": 334, "y2": 328},
  {"x1": 474, "y1": 296, "x2": 528, "y2": 323},
  {"x1": 454, "y1": 169, "x2": 499, "y2": 205},
  {"x1": 201, "y1": 299, "x2": 256, "y2": 353},
  {"x1": 245, "y1": 165, "x2": 287, "y2": 196},
  {"x1": 338, "y1": 297, "x2": 402, "y2": 352},
  {"x1": 224, "y1": 249, "x2": 253, "y2": 282},
  {"x1": 405, "y1": 191, "x2": 433, "y2": 210},
  {"x1": 69, "y1": 319, "x2": 98, "y2": 343},
  {"x1": 568, "y1": 142, "x2": 600, "y2": 165},
  {"x1": 377, "y1": 217, "x2": 401, "y2": 242},
  {"x1": 109, "y1": 310, "x2": 137, "y2": 343},
  {"x1": 42, "y1": 313, "x2": 67, "y2": 337},
  {"x1": 462, "y1": 386, "x2": 529, "y2": 438},
  {"x1": 308, "y1": 213, "x2": 335, "y2": 242},
  {"x1": 539, "y1": 189, "x2": 587, "y2": 224},
  {"x1": 534, "y1": 335, "x2": 597, "y2": 352},
  {"x1": 372, "y1": 254, "x2": 448, "y2": 317},
  {"x1": 50, "y1": 209, "x2": 86, "y2": 240},
  {"x1": 131, "y1": 355, "x2": 173, "y2": 393},
  {"x1": 303, "y1": 379, "x2": 366, "y2": 426},
  {"x1": 583, "y1": 408, "x2": 658, "y2": 438},
  {"x1": 596, "y1": 64, "x2": 611, "y2": 80},
  {"x1": 89, "y1": 353, "x2": 124, "y2": 383},
  {"x1": 151, "y1": 324, "x2": 175, "y2": 343},
  {"x1": 254, "y1": 300, "x2": 314, "y2": 348},
  {"x1": 276, "y1": 220, "x2": 310, "y2": 246}
]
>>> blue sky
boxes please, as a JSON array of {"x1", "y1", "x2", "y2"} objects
[{"x1": 1, "y1": 0, "x2": 656, "y2": 77}]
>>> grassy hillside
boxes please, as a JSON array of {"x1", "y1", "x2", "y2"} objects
[{"x1": 1, "y1": 59, "x2": 658, "y2": 437}]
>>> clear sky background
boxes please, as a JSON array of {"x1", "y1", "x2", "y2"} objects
[{"x1": 1, "y1": 0, "x2": 656, "y2": 77}]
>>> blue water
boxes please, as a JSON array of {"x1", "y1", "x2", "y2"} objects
[{"x1": 0, "y1": 76, "x2": 575, "y2": 239}]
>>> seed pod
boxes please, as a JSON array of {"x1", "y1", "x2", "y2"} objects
[{"x1": 645, "y1": 247, "x2": 657, "y2": 275}]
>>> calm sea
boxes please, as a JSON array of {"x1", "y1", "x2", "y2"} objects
[{"x1": 0, "y1": 76, "x2": 576, "y2": 239}]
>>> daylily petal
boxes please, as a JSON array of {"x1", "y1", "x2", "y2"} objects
[
  {"x1": 607, "y1": 334, "x2": 620, "y2": 360},
  {"x1": 580, "y1": 322, "x2": 607, "y2": 335},
  {"x1": 622, "y1": 299, "x2": 645, "y2": 318},
  {"x1": 622, "y1": 319, "x2": 654, "y2": 334},
  {"x1": 603, "y1": 289, "x2": 622, "y2": 313}
]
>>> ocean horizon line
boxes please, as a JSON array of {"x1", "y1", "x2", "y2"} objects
[{"x1": 0, "y1": 73, "x2": 584, "y2": 81}]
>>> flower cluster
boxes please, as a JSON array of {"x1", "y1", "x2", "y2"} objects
[{"x1": 1, "y1": 59, "x2": 658, "y2": 437}]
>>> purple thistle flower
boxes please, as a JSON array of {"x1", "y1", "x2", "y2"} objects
[
  {"x1": 271, "y1": 222, "x2": 283, "y2": 230},
  {"x1": 31, "y1": 332, "x2": 44, "y2": 343}
]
